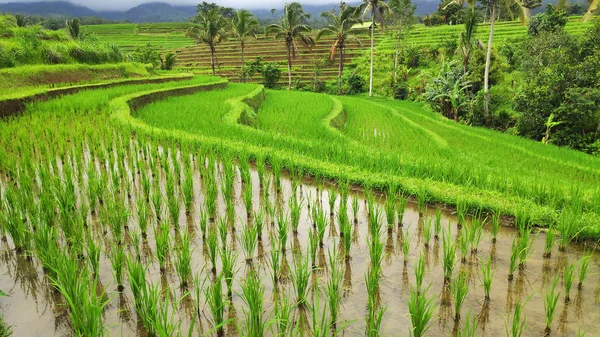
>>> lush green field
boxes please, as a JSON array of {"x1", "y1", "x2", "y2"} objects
[
  {"x1": 1, "y1": 73, "x2": 599, "y2": 337},
  {"x1": 132, "y1": 83, "x2": 600, "y2": 240}
]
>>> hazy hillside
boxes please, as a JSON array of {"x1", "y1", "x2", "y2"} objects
[{"x1": 0, "y1": 0, "x2": 442, "y2": 22}]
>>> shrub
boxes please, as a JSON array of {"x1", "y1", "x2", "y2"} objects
[
  {"x1": 160, "y1": 52, "x2": 176, "y2": 70},
  {"x1": 261, "y1": 62, "x2": 281, "y2": 89},
  {"x1": 131, "y1": 43, "x2": 160, "y2": 68},
  {"x1": 393, "y1": 82, "x2": 409, "y2": 100},
  {"x1": 528, "y1": 4, "x2": 568, "y2": 36},
  {"x1": 343, "y1": 72, "x2": 366, "y2": 95}
]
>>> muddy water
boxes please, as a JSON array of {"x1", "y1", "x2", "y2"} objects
[{"x1": 1, "y1": 157, "x2": 599, "y2": 337}]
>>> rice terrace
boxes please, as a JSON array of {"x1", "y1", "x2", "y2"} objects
[{"x1": 0, "y1": 0, "x2": 599, "y2": 336}]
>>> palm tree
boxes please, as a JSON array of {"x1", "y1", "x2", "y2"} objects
[
  {"x1": 232, "y1": 9, "x2": 260, "y2": 82},
  {"x1": 584, "y1": 0, "x2": 598, "y2": 22},
  {"x1": 186, "y1": 8, "x2": 228, "y2": 76},
  {"x1": 267, "y1": 2, "x2": 315, "y2": 90},
  {"x1": 317, "y1": 4, "x2": 362, "y2": 95},
  {"x1": 360, "y1": 0, "x2": 391, "y2": 97},
  {"x1": 459, "y1": 10, "x2": 480, "y2": 73}
]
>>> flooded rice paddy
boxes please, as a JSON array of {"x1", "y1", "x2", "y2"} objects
[{"x1": 0, "y1": 149, "x2": 599, "y2": 337}]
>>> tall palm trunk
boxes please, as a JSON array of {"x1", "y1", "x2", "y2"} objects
[
  {"x1": 338, "y1": 44, "x2": 344, "y2": 95},
  {"x1": 369, "y1": 12, "x2": 375, "y2": 97},
  {"x1": 286, "y1": 42, "x2": 293, "y2": 90},
  {"x1": 210, "y1": 45, "x2": 216, "y2": 76},
  {"x1": 483, "y1": 0, "x2": 496, "y2": 118},
  {"x1": 241, "y1": 40, "x2": 246, "y2": 82}
]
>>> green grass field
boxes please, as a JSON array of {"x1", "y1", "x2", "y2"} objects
[
  {"x1": 130, "y1": 82, "x2": 600, "y2": 240},
  {"x1": 2, "y1": 71, "x2": 600, "y2": 337}
]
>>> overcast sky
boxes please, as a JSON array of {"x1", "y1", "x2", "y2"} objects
[{"x1": 0, "y1": 0, "x2": 341, "y2": 11}]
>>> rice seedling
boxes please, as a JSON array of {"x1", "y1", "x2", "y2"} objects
[
  {"x1": 126, "y1": 255, "x2": 147, "y2": 311},
  {"x1": 544, "y1": 224, "x2": 556, "y2": 258},
  {"x1": 368, "y1": 227, "x2": 385, "y2": 277},
  {"x1": 314, "y1": 208, "x2": 327, "y2": 246},
  {"x1": 459, "y1": 311, "x2": 478, "y2": 337},
  {"x1": 269, "y1": 239, "x2": 281, "y2": 284},
  {"x1": 369, "y1": 207, "x2": 384, "y2": 238},
  {"x1": 240, "y1": 271, "x2": 266, "y2": 337},
  {"x1": 326, "y1": 245, "x2": 343, "y2": 328},
  {"x1": 342, "y1": 217, "x2": 353, "y2": 260},
  {"x1": 274, "y1": 295, "x2": 293, "y2": 337},
  {"x1": 563, "y1": 262, "x2": 576, "y2": 302},
  {"x1": 423, "y1": 219, "x2": 432, "y2": 249},
  {"x1": 544, "y1": 276, "x2": 561, "y2": 334},
  {"x1": 217, "y1": 217, "x2": 228, "y2": 248},
  {"x1": 456, "y1": 200, "x2": 467, "y2": 229},
  {"x1": 557, "y1": 209, "x2": 581, "y2": 252},
  {"x1": 505, "y1": 301, "x2": 527, "y2": 337},
  {"x1": 452, "y1": 270, "x2": 469, "y2": 321},
  {"x1": 174, "y1": 229, "x2": 193, "y2": 288},
  {"x1": 243, "y1": 183, "x2": 253, "y2": 218},
  {"x1": 416, "y1": 188, "x2": 428, "y2": 216},
  {"x1": 366, "y1": 304, "x2": 386, "y2": 337},
  {"x1": 351, "y1": 196, "x2": 359, "y2": 224},
  {"x1": 109, "y1": 244, "x2": 126, "y2": 292},
  {"x1": 136, "y1": 197, "x2": 150, "y2": 238},
  {"x1": 154, "y1": 221, "x2": 170, "y2": 273},
  {"x1": 414, "y1": 253, "x2": 426, "y2": 292},
  {"x1": 517, "y1": 230, "x2": 535, "y2": 270},
  {"x1": 481, "y1": 255, "x2": 494, "y2": 301},
  {"x1": 385, "y1": 189, "x2": 396, "y2": 229},
  {"x1": 577, "y1": 252, "x2": 592, "y2": 289},
  {"x1": 182, "y1": 169, "x2": 194, "y2": 215},
  {"x1": 253, "y1": 210, "x2": 264, "y2": 241},
  {"x1": 276, "y1": 212, "x2": 289, "y2": 252},
  {"x1": 442, "y1": 227, "x2": 456, "y2": 284},
  {"x1": 240, "y1": 221, "x2": 258, "y2": 263},
  {"x1": 508, "y1": 238, "x2": 519, "y2": 281},
  {"x1": 289, "y1": 195, "x2": 303, "y2": 234},
  {"x1": 469, "y1": 217, "x2": 484, "y2": 254},
  {"x1": 205, "y1": 273, "x2": 226, "y2": 337},
  {"x1": 291, "y1": 250, "x2": 311, "y2": 306},
  {"x1": 407, "y1": 284, "x2": 436, "y2": 337},
  {"x1": 397, "y1": 194, "x2": 408, "y2": 227},
  {"x1": 151, "y1": 186, "x2": 162, "y2": 220},
  {"x1": 199, "y1": 208, "x2": 208, "y2": 239},
  {"x1": 402, "y1": 231, "x2": 411, "y2": 265},
  {"x1": 85, "y1": 235, "x2": 101, "y2": 277},
  {"x1": 459, "y1": 230, "x2": 470, "y2": 263},
  {"x1": 328, "y1": 191, "x2": 337, "y2": 217},
  {"x1": 434, "y1": 209, "x2": 442, "y2": 240},
  {"x1": 308, "y1": 231, "x2": 318, "y2": 269},
  {"x1": 207, "y1": 226, "x2": 219, "y2": 274},
  {"x1": 491, "y1": 212, "x2": 501, "y2": 243}
]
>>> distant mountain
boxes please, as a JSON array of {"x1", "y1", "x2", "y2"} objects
[{"x1": 0, "y1": 1, "x2": 441, "y2": 23}]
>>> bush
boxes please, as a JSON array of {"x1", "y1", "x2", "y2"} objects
[
  {"x1": 160, "y1": 52, "x2": 176, "y2": 70},
  {"x1": 41, "y1": 47, "x2": 63, "y2": 65},
  {"x1": 131, "y1": 44, "x2": 160, "y2": 68},
  {"x1": 393, "y1": 82, "x2": 409, "y2": 100},
  {"x1": 527, "y1": 4, "x2": 568, "y2": 36},
  {"x1": 261, "y1": 62, "x2": 281, "y2": 89},
  {"x1": 343, "y1": 72, "x2": 366, "y2": 95}
]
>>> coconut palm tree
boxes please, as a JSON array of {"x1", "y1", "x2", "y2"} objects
[
  {"x1": 317, "y1": 4, "x2": 362, "y2": 95},
  {"x1": 231, "y1": 9, "x2": 260, "y2": 82},
  {"x1": 459, "y1": 10, "x2": 480, "y2": 73},
  {"x1": 186, "y1": 8, "x2": 228, "y2": 76},
  {"x1": 266, "y1": 2, "x2": 315, "y2": 90},
  {"x1": 360, "y1": 0, "x2": 391, "y2": 97}
]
